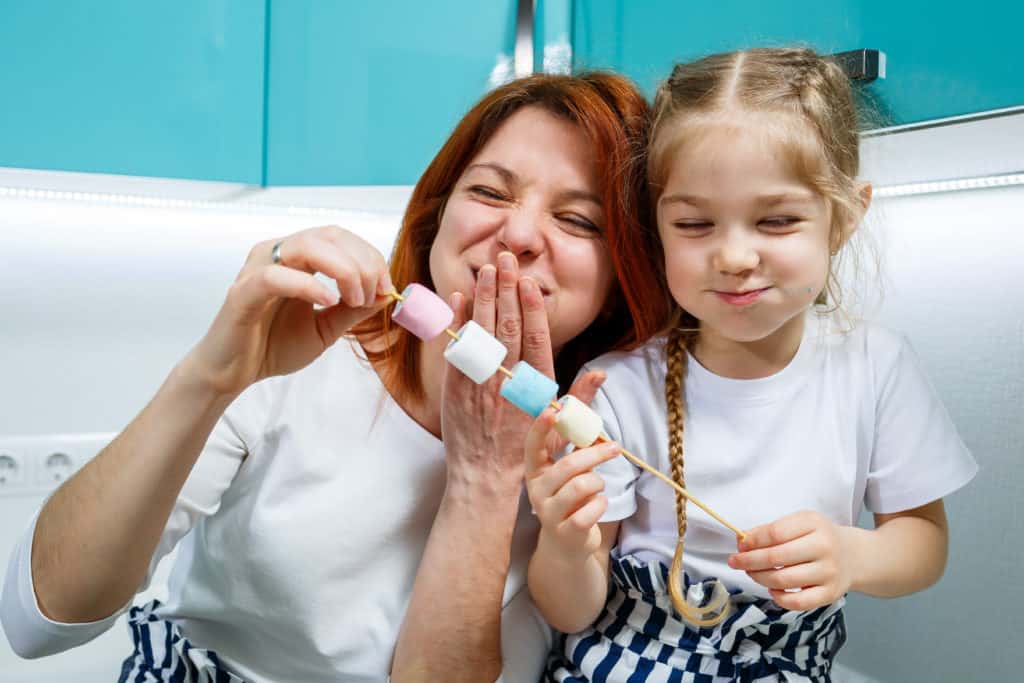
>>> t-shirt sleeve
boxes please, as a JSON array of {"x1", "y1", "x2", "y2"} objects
[
  {"x1": 586, "y1": 369, "x2": 640, "y2": 523},
  {"x1": 0, "y1": 386, "x2": 260, "y2": 658},
  {"x1": 865, "y1": 332, "x2": 978, "y2": 513}
]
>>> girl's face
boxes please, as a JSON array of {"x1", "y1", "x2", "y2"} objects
[
  {"x1": 429, "y1": 105, "x2": 615, "y2": 353},
  {"x1": 656, "y1": 120, "x2": 834, "y2": 359}
]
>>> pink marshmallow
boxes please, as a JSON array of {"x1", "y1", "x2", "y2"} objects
[{"x1": 391, "y1": 283, "x2": 454, "y2": 341}]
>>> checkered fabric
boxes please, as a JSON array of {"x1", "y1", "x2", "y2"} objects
[
  {"x1": 545, "y1": 555, "x2": 846, "y2": 682},
  {"x1": 119, "y1": 599, "x2": 244, "y2": 682}
]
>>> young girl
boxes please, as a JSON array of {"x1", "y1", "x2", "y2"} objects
[{"x1": 525, "y1": 47, "x2": 978, "y2": 681}]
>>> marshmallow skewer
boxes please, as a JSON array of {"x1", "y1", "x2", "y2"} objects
[{"x1": 385, "y1": 286, "x2": 743, "y2": 539}]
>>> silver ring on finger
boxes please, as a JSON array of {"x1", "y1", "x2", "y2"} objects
[{"x1": 270, "y1": 240, "x2": 285, "y2": 265}]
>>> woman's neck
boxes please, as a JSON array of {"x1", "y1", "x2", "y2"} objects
[
  {"x1": 359, "y1": 331, "x2": 445, "y2": 439},
  {"x1": 692, "y1": 312, "x2": 807, "y2": 379}
]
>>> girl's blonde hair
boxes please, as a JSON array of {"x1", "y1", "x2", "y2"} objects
[{"x1": 646, "y1": 47, "x2": 869, "y2": 625}]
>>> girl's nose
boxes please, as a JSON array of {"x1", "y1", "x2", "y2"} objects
[
  {"x1": 713, "y1": 233, "x2": 759, "y2": 275},
  {"x1": 497, "y1": 206, "x2": 545, "y2": 258}
]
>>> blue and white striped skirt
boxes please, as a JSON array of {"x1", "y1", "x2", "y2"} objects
[
  {"x1": 545, "y1": 555, "x2": 846, "y2": 682},
  {"x1": 118, "y1": 600, "x2": 244, "y2": 683}
]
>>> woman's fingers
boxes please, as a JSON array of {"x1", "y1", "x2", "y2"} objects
[
  {"x1": 494, "y1": 252, "x2": 522, "y2": 363},
  {"x1": 471, "y1": 264, "x2": 498, "y2": 335},
  {"x1": 518, "y1": 275, "x2": 554, "y2": 378},
  {"x1": 231, "y1": 264, "x2": 339, "y2": 319},
  {"x1": 263, "y1": 226, "x2": 391, "y2": 308}
]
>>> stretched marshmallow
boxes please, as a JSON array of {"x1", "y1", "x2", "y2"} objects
[
  {"x1": 391, "y1": 283, "x2": 454, "y2": 341},
  {"x1": 554, "y1": 395, "x2": 603, "y2": 448},
  {"x1": 443, "y1": 320, "x2": 508, "y2": 384},
  {"x1": 500, "y1": 361, "x2": 559, "y2": 417}
]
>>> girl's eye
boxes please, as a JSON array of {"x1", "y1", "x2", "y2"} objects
[
  {"x1": 469, "y1": 186, "x2": 508, "y2": 201},
  {"x1": 672, "y1": 220, "x2": 713, "y2": 233},
  {"x1": 760, "y1": 217, "x2": 800, "y2": 230}
]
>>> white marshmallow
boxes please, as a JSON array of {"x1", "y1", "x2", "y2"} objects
[
  {"x1": 554, "y1": 395, "x2": 604, "y2": 448},
  {"x1": 443, "y1": 320, "x2": 508, "y2": 384}
]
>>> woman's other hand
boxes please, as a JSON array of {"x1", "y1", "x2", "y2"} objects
[{"x1": 184, "y1": 225, "x2": 393, "y2": 396}]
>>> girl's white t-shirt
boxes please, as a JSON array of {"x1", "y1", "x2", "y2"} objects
[{"x1": 589, "y1": 313, "x2": 978, "y2": 598}]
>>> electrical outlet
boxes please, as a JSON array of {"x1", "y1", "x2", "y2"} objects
[{"x1": 0, "y1": 433, "x2": 116, "y2": 497}]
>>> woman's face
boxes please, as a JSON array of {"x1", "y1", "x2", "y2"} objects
[{"x1": 429, "y1": 105, "x2": 615, "y2": 353}]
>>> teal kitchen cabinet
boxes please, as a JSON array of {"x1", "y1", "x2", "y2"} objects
[
  {"x1": 572, "y1": 0, "x2": 1023, "y2": 125},
  {"x1": 0, "y1": 1, "x2": 266, "y2": 183},
  {"x1": 263, "y1": 0, "x2": 519, "y2": 186}
]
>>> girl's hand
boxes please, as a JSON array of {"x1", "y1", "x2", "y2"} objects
[
  {"x1": 524, "y1": 400, "x2": 620, "y2": 559},
  {"x1": 184, "y1": 225, "x2": 393, "y2": 397},
  {"x1": 728, "y1": 510, "x2": 857, "y2": 611}
]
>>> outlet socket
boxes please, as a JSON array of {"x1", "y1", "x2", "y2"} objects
[{"x1": 0, "y1": 433, "x2": 116, "y2": 497}]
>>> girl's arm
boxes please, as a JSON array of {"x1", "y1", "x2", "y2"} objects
[
  {"x1": 522, "y1": 403, "x2": 623, "y2": 634},
  {"x1": 530, "y1": 520, "x2": 620, "y2": 634},
  {"x1": 729, "y1": 500, "x2": 948, "y2": 611}
]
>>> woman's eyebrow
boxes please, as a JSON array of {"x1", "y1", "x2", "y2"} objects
[
  {"x1": 464, "y1": 162, "x2": 517, "y2": 186},
  {"x1": 556, "y1": 188, "x2": 602, "y2": 207}
]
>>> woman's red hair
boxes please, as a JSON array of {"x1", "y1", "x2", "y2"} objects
[{"x1": 354, "y1": 72, "x2": 663, "y2": 405}]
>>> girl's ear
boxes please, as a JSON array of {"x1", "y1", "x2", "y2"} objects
[{"x1": 831, "y1": 182, "x2": 873, "y2": 253}]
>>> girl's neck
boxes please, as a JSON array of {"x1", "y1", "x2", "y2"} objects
[{"x1": 692, "y1": 312, "x2": 807, "y2": 380}]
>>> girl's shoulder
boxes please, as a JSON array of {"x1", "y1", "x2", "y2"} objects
[
  {"x1": 582, "y1": 335, "x2": 669, "y2": 388},
  {"x1": 813, "y1": 313, "x2": 916, "y2": 383}
]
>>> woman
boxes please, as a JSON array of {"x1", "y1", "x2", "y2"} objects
[{"x1": 1, "y1": 73, "x2": 650, "y2": 682}]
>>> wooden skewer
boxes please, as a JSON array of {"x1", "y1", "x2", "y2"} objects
[
  {"x1": 596, "y1": 435, "x2": 745, "y2": 539},
  {"x1": 385, "y1": 288, "x2": 743, "y2": 539}
]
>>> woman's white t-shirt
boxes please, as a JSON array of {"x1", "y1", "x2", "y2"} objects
[{"x1": 2, "y1": 340, "x2": 549, "y2": 682}]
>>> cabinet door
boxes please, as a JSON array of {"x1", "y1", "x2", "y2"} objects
[
  {"x1": 0, "y1": 1, "x2": 265, "y2": 183},
  {"x1": 572, "y1": 0, "x2": 1023, "y2": 125},
  {"x1": 265, "y1": 0, "x2": 517, "y2": 186}
]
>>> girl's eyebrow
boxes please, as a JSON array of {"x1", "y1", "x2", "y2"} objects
[{"x1": 659, "y1": 191, "x2": 817, "y2": 207}]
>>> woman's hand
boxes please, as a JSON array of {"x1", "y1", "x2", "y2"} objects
[
  {"x1": 524, "y1": 409, "x2": 620, "y2": 559},
  {"x1": 184, "y1": 225, "x2": 393, "y2": 397},
  {"x1": 729, "y1": 510, "x2": 857, "y2": 611},
  {"x1": 439, "y1": 252, "x2": 559, "y2": 491}
]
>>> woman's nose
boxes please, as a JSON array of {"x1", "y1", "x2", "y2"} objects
[{"x1": 496, "y1": 206, "x2": 545, "y2": 258}]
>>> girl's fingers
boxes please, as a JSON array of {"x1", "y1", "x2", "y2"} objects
[
  {"x1": 544, "y1": 471, "x2": 607, "y2": 523},
  {"x1": 769, "y1": 586, "x2": 834, "y2": 612},
  {"x1": 747, "y1": 561, "x2": 822, "y2": 591},
  {"x1": 565, "y1": 370, "x2": 607, "y2": 406},
  {"x1": 524, "y1": 408, "x2": 559, "y2": 476},
  {"x1": 729, "y1": 533, "x2": 822, "y2": 572},
  {"x1": 562, "y1": 494, "x2": 609, "y2": 533},
  {"x1": 494, "y1": 252, "x2": 522, "y2": 363},
  {"x1": 530, "y1": 441, "x2": 620, "y2": 504}
]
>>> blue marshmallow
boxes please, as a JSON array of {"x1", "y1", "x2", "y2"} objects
[{"x1": 500, "y1": 361, "x2": 559, "y2": 417}]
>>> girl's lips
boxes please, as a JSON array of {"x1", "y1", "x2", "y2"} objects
[{"x1": 714, "y1": 287, "x2": 770, "y2": 306}]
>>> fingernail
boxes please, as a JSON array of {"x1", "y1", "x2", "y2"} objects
[
  {"x1": 499, "y1": 252, "x2": 515, "y2": 270},
  {"x1": 480, "y1": 264, "x2": 496, "y2": 284},
  {"x1": 321, "y1": 290, "x2": 340, "y2": 306}
]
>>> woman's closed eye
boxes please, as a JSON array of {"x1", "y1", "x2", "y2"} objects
[
  {"x1": 557, "y1": 213, "x2": 601, "y2": 236},
  {"x1": 469, "y1": 185, "x2": 509, "y2": 202}
]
